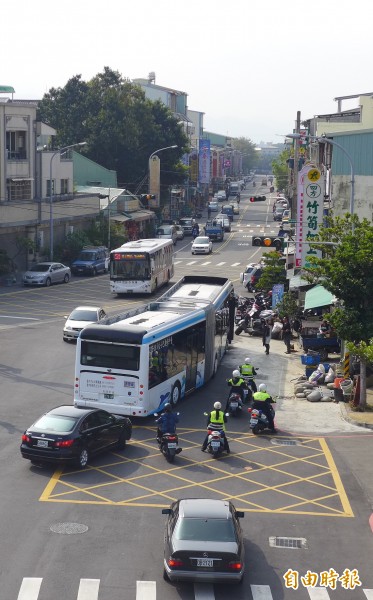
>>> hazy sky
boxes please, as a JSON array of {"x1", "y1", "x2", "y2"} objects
[{"x1": 3, "y1": 0, "x2": 371, "y2": 144}]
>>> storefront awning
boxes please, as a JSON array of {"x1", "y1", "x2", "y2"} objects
[
  {"x1": 289, "y1": 274, "x2": 311, "y2": 290},
  {"x1": 304, "y1": 285, "x2": 334, "y2": 310}
]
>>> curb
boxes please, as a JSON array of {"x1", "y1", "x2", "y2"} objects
[{"x1": 339, "y1": 402, "x2": 373, "y2": 430}]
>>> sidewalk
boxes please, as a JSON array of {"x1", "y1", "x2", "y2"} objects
[{"x1": 227, "y1": 330, "x2": 373, "y2": 434}]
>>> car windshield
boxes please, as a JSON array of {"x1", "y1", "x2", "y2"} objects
[
  {"x1": 32, "y1": 414, "x2": 78, "y2": 433},
  {"x1": 194, "y1": 237, "x2": 209, "y2": 244},
  {"x1": 180, "y1": 219, "x2": 192, "y2": 225},
  {"x1": 68, "y1": 309, "x2": 98, "y2": 321},
  {"x1": 29, "y1": 264, "x2": 50, "y2": 272},
  {"x1": 174, "y1": 518, "x2": 236, "y2": 542},
  {"x1": 157, "y1": 226, "x2": 173, "y2": 234}
]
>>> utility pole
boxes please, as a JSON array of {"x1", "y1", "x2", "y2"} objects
[{"x1": 291, "y1": 110, "x2": 301, "y2": 218}]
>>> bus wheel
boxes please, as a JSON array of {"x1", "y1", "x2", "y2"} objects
[{"x1": 171, "y1": 381, "x2": 181, "y2": 406}]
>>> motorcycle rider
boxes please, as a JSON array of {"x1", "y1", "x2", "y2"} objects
[
  {"x1": 252, "y1": 384, "x2": 277, "y2": 433},
  {"x1": 155, "y1": 403, "x2": 182, "y2": 452},
  {"x1": 227, "y1": 369, "x2": 249, "y2": 403},
  {"x1": 239, "y1": 359, "x2": 258, "y2": 393},
  {"x1": 201, "y1": 401, "x2": 230, "y2": 453}
]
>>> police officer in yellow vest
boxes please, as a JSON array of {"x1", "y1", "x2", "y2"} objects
[
  {"x1": 239, "y1": 358, "x2": 258, "y2": 393},
  {"x1": 227, "y1": 369, "x2": 248, "y2": 403},
  {"x1": 252, "y1": 384, "x2": 277, "y2": 433},
  {"x1": 201, "y1": 402, "x2": 230, "y2": 453}
]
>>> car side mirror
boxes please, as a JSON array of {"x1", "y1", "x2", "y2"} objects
[
  {"x1": 162, "y1": 508, "x2": 172, "y2": 515},
  {"x1": 236, "y1": 511, "x2": 245, "y2": 518}
]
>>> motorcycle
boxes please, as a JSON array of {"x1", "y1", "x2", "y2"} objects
[
  {"x1": 226, "y1": 392, "x2": 243, "y2": 417},
  {"x1": 203, "y1": 413, "x2": 229, "y2": 458},
  {"x1": 248, "y1": 403, "x2": 276, "y2": 434},
  {"x1": 154, "y1": 413, "x2": 181, "y2": 463}
]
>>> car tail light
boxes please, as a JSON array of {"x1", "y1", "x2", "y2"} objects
[
  {"x1": 248, "y1": 408, "x2": 252, "y2": 413},
  {"x1": 54, "y1": 439, "x2": 74, "y2": 448},
  {"x1": 228, "y1": 561, "x2": 243, "y2": 571},
  {"x1": 168, "y1": 436, "x2": 176, "y2": 441},
  {"x1": 22, "y1": 434, "x2": 31, "y2": 443},
  {"x1": 167, "y1": 558, "x2": 184, "y2": 569},
  {"x1": 251, "y1": 276, "x2": 255, "y2": 283}
]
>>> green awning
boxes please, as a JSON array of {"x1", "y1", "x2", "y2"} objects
[{"x1": 304, "y1": 285, "x2": 334, "y2": 310}]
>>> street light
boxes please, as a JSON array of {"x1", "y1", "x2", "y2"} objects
[
  {"x1": 148, "y1": 145, "x2": 177, "y2": 195},
  {"x1": 286, "y1": 133, "x2": 355, "y2": 218},
  {"x1": 49, "y1": 142, "x2": 87, "y2": 261}
]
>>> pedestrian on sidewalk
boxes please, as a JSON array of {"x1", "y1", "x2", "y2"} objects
[
  {"x1": 282, "y1": 316, "x2": 292, "y2": 354},
  {"x1": 262, "y1": 318, "x2": 273, "y2": 355}
]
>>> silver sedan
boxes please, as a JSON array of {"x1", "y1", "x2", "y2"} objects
[{"x1": 23, "y1": 262, "x2": 71, "y2": 286}]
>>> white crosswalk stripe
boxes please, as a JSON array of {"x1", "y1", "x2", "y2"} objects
[
  {"x1": 136, "y1": 580, "x2": 156, "y2": 599},
  {"x1": 201, "y1": 261, "x2": 211, "y2": 265},
  {"x1": 186, "y1": 261, "x2": 197, "y2": 265},
  {"x1": 251, "y1": 584, "x2": 274, "y2": 599},
  {"x1": 174, "y1": 260, "x2": 181, "y2": 264},
  {"x1": 77, "y1": 579, "x2": 100, "y2": 600},
  {"x1": 216, "y1": 262, "x2": 226, "y2": 266},
  {"x1": 364, "y1": 591, "x2": 373, "y2": 599},
  {"x1": 231, "y1": 262, "x2": 241, "y2": 266},
  {"x1": 17, "y1": 578, "x2": 42, "y2": 600},
  {"x1": 307, "y1": 588, "x2": 330, "y2": 599}
]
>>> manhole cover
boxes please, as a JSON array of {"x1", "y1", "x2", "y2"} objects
[
  {"x1": 50, "y1": 522, "x2": 88, "y2": 535},
  {"x1": 271, "y1": 439, "x2": 298, "y2": 446},
  {"x1": 269, "y1": 536, "x2": 307, "y2": 549}
]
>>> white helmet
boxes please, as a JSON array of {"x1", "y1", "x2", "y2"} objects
[
  {"x1": 214, "y1": 401, "x2": 222, "y2": 410},
  {"x1": 232, "y1": 369, "x2": 240, "y2": 378},
  {"x1": 245, "y1": 358, "x2": 251, "y2": 364},
  {"x1": 259, "y1": 384, "x2": 266, "y2": 392}
]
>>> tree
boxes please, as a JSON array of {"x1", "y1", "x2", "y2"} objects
[
  {"x1": 256, "y1": 251, "x2": 287, "y2": 292},
  {"x1": 274, "y1": 292, "x2": 299, "y2": 321},
  {"x1": 37, "y1": 67, "x2": 189, "y2": 193},
  {"x1": 231, "y1": 137, "x2": 258, "y2": 173},
  {"x1": 304, "y1": 214, "x2": 373, "y2": 409},
  {"x1": 272, "y1": 149, "x2": 290, "y2": 192}
]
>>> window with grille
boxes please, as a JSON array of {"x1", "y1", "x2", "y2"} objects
[
  {"x1": 60, "y1": 179, "x2": 69, "y2": 194},
  {"x1": 6, "y1": 131, "x2": 27, "y2": 160},
  {"x1": 7, "y1": 179, "x2": 32, "y2": 201}
]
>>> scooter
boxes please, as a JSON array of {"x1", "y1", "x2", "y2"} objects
[
  {"x1": 248, "y1": 404, "x2": 276, "y2": 434},
  {"x1": 203, "y1": 413, "x2": 229, "y2": 458},
  {"x1": 226, "y1": 392, "x2": 243, "y2": 417},
  {"x1": 154, "y1": 413, "x2": 182, "y2": 463}
]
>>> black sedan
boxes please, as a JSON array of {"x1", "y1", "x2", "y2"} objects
[
  {"x1": 20, "y1": 405, "x2": 132, "y2": 469},
  {"x1": 162, "y1": 498, "x2": 245, "y2": 583}
]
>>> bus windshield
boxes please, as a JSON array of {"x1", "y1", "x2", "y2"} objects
[{"x1": 110, "y1": 256, "x2": 150, "y2": 280}]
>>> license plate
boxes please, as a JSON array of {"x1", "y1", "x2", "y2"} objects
[
  {"x1": 230, "y1": 402, "x2": 238, "y2": 408},
  {"x1": 167, "y1": 443, "x2": 177, "y2": 448},
  {"x1": 104, "y1": 393, "x2": 114, "y2": 399},
  {"x1": 250, "y1": 418, "x2": 258, "y2": 425},
  {"x1": 36, "y1": 440, "x2": 48, "y2": 448},
  {"x1": 211, "y1": 441, "x2": 221, "y2": 448},
  {"x1": 197, "y1": 558, "x2": 214, "y2": 567}
]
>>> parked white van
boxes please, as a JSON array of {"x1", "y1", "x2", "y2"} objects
[{"x1": 156, "y1": 224, "x2": 178, "y2": 245}]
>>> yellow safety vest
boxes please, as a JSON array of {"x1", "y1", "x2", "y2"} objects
[
  {"x1": 253, "y1": 391, "x2": 271, "y2": 402},
  {"x1": 208, "y1": 410, "x2": 225, "y2": 431},
  {"x1": 228, "y1": 377, "x2": 245, "y2": 387},
  {"x1": 240, "y1": 364, "x2": 254, "y2": 377}
]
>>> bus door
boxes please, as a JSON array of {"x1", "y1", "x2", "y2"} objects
[{"x1": 185, "y1": 331, "x2": 199, "y2": 392}]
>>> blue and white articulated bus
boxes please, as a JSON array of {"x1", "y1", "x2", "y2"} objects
[{"x1": 74, "y1": 275, "x2": 234, "y2": 417}]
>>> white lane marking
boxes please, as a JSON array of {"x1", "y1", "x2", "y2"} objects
[
  {"x1": 363, "y1": 591, "x2": 373, "y2": 600},
  {"x1": 216, "y1": 262, "x2": 226, "y2": 266},
  {"x1": 174, "y1": 261, "x2": 181, "y2": 265},
  {"x1": 194, "y1": 583, "x2": 215, "y2": 599},
  {"x1": 307, "y1": 588, "x2": 330, "y2": 599},
  {"x1": 201, "y1": 261, "x2": 211, "y2": 265},
  {"x1": 251, "y1": 584, "x2": 274, "y2": 599},
  {"x1": 187, "y1": 261, "x2": 197, "y2": 265},
  {"x1": 231, "y1": 262, "x2": 241, "y2": 266},
  {"x1": 0, "y1": 316, "x2": 40, "y2": 320},
  {"x1": 17, "y1": 578, "x2": 43, "y2": 600},
  {"x1": 136, "y1": 581, "x2": 156, "y2": 600},
  {"x1": 77, "y1": 579, "x2": 100, "y2": 600}
]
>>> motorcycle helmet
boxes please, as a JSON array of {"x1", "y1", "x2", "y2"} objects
[
  {"x1": 232, "y1": 369, "x2": 240, "y2": 378},
  {"x1": 245, "y1": 358, "x2": 251, "y2": 364},
  {"x1": 164, "y1": 403, "x2": 172, "y2": 412},
  {"x1": 214, "y1": 401, "x2": 222, "y2": 410},
  {"x1": 259, "y1": 384, "x2": 266, "y2": 392}
]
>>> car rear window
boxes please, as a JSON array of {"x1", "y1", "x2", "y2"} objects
[
  {"x1": 69, "y1": 309, "x2": 98, "y2": 321},
  {"x1": 174, "y1": 518, "x2": 236, "y2": 542},
  {"x1": 32, "y1": 414, "x2": 78, "y2": 433}
]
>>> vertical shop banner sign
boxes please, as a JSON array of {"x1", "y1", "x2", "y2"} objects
[
  {"x1": 296, "y1": 166, "x2": 324, "y2": 268},
  {"x1": 199, "y1": 139, "x2": 211, "y2": 184},
  {"x1": 272, "y1": 284, "x2": 284, "y2": 308}
]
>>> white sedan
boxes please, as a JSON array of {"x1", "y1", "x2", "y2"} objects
[
  {"x1": 191, "y1": 236, "x2": 213, "y2": 255},
  {"x1": 63, "y1": 305, "x2": 107, "y2": 342}
]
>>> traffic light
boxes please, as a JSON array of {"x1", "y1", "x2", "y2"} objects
[
  {"x1": 252, "y1": 235, "x2": 284, "y2": 251},
  {"x1": 250, "y1": 195, "x2": 266, "y2": 202}
]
